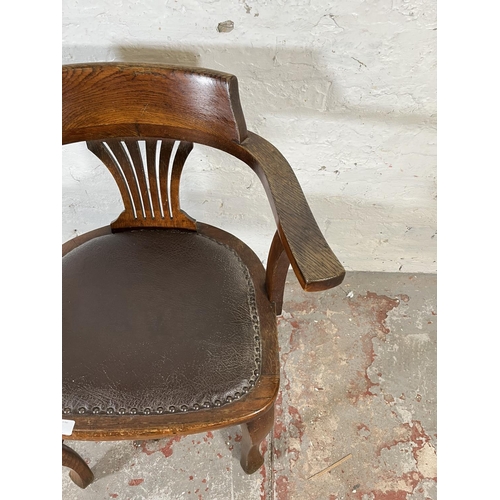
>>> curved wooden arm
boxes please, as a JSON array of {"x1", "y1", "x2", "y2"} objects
[{"x1": 233, "y1": 132, "x2": 345, "y2": 292}]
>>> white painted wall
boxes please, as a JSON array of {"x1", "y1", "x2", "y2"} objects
[{"x1": 62, "y1": 0, "x2": 436, "y2": 274}]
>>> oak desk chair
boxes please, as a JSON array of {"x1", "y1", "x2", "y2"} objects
[{"x1": 62, "y1": 63, "x2": 345, "y2": 489}]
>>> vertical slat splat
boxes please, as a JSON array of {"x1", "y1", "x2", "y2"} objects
[
  {"x1": 87, "y1": 141, "x2": 135, "y2": 218},
  {"x1": 146, "y1": 140, "x2": 162, "y2": 218},
  {"x1": 158, "y1": 140, "x2": 176, "y2": 218},
  {"x1": 85, "y1": 138, "x2": 196, "y2": 231},
  {"x1": 170, "y1": 142, "x2": 194, "y2": 217},
  {"x1": 124, "y1": 140, "x2": 153, "y2": 218},
  {"x1": 106, "y1": 140, "x2": 144, "y2": 218}
]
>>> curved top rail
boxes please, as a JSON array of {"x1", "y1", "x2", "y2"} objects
[{"x1": 63, "y1": 63, "x2": 248, "y2": 145}]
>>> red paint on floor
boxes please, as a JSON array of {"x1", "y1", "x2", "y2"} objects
[
  {"x1": 357, "y1": 423, "x2": 371, "y2": 439},
  {"x1": 128, "y1": 478, "x2": 144, "y2": 486},
  {"x1": 288, "y1": 405, "x2": 305, "y2": 442},
  {"x1": 346, "y1": 292, "x2": 401, "y2": 402},
  {"x1": 140, "y1": 436, "x2": 182, "y2": 458},
  {"x1": 276, "y1": 475, "x2": 290, "y2": 499},
  {"x1": 273, "y1": 391, "x2": 285, "y2": 439},
  {"x1": 371, "y1": 490, "x2": 408, "y2": 500},
  {"x1": 259, "y1": 439, "x2": 268, "y2": 500},
  {"x1": 160, "y1": 436, "x2": 182, "y2": 458},
  {"x1": 349, "y1": 292, "x2": 400, "y2": 336}
]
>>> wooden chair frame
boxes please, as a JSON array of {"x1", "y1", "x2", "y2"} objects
[{"x1": 62, "y1": 63, "x2": 345, "y2": 489}]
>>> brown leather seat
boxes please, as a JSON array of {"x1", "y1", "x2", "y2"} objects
[{"x1": 63, "y1": 229, "x2": 262, "y2": 415}]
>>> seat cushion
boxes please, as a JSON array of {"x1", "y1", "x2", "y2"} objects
[{"x1": 62, "y1": 229, "x2": 261, "y2": 416}]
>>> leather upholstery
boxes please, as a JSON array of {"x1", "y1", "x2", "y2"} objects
[{"x1": 62, "y1": 229, "x2": 261, "y2": 416}]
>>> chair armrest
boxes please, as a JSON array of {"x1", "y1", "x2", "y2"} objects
[{"x1": 237, "y1": 132, "x2": 345, "y2": 292}]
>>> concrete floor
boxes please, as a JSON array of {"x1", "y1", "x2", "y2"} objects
[{"x1": 62, "y1": 271, "x2": 437, "y2": 500}]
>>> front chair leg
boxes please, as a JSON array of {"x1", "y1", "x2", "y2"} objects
[
  {"x1": 240, "y1": 404, "x2": 275, "y2": 474},
  {"x1": 62, "y1": 442, "x2": 94, "y2": 489}
]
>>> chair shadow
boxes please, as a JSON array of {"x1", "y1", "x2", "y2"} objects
[
  {"x1": 62, "y1": 43, "x2": 435, "y2": 127},
  {"x1": 91, "y1": 442, "x2": 139, "y2": 481}
]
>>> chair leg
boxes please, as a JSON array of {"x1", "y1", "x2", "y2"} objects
[
  {"x1": 62, "y1": 442, "x2": 94, "y2": 489},
  {"x1": 265, "y1": 231, "x2": 290, "y2": 316},
  {"x1": 240, "y1": 404, "x2": 275, "y2": 474}
]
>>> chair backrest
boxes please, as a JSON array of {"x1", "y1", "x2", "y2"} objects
[
  {"x1": 62, "y1": 63, "x2": 248, "y2": 146},
  {"x1": 63, "y1": 63, "x2": 249, "y2": 230}
]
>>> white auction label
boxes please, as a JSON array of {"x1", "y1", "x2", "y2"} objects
[{"x1": 62, "y1": 419, "x2": 75, "y2": 435}]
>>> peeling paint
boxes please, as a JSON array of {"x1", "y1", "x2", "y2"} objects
[
  {"x1": 415, "y1": 442, "x2": 437, "y2": 478},
  {"x1": 140, "y1": 436, "x2": 183, "y2": 458},
  {"x1": 276, "y1": 475, "x2": 290, "y2": 499},
  {"x1": 127, "y1": 478, "x2": 144, "y2": 486},
  {"x1": 347, "y1": 292, "x2": 400, "y2": 402},
  {"x1": 259, "y1": 438, "x2": 268, "y2": 500}
]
